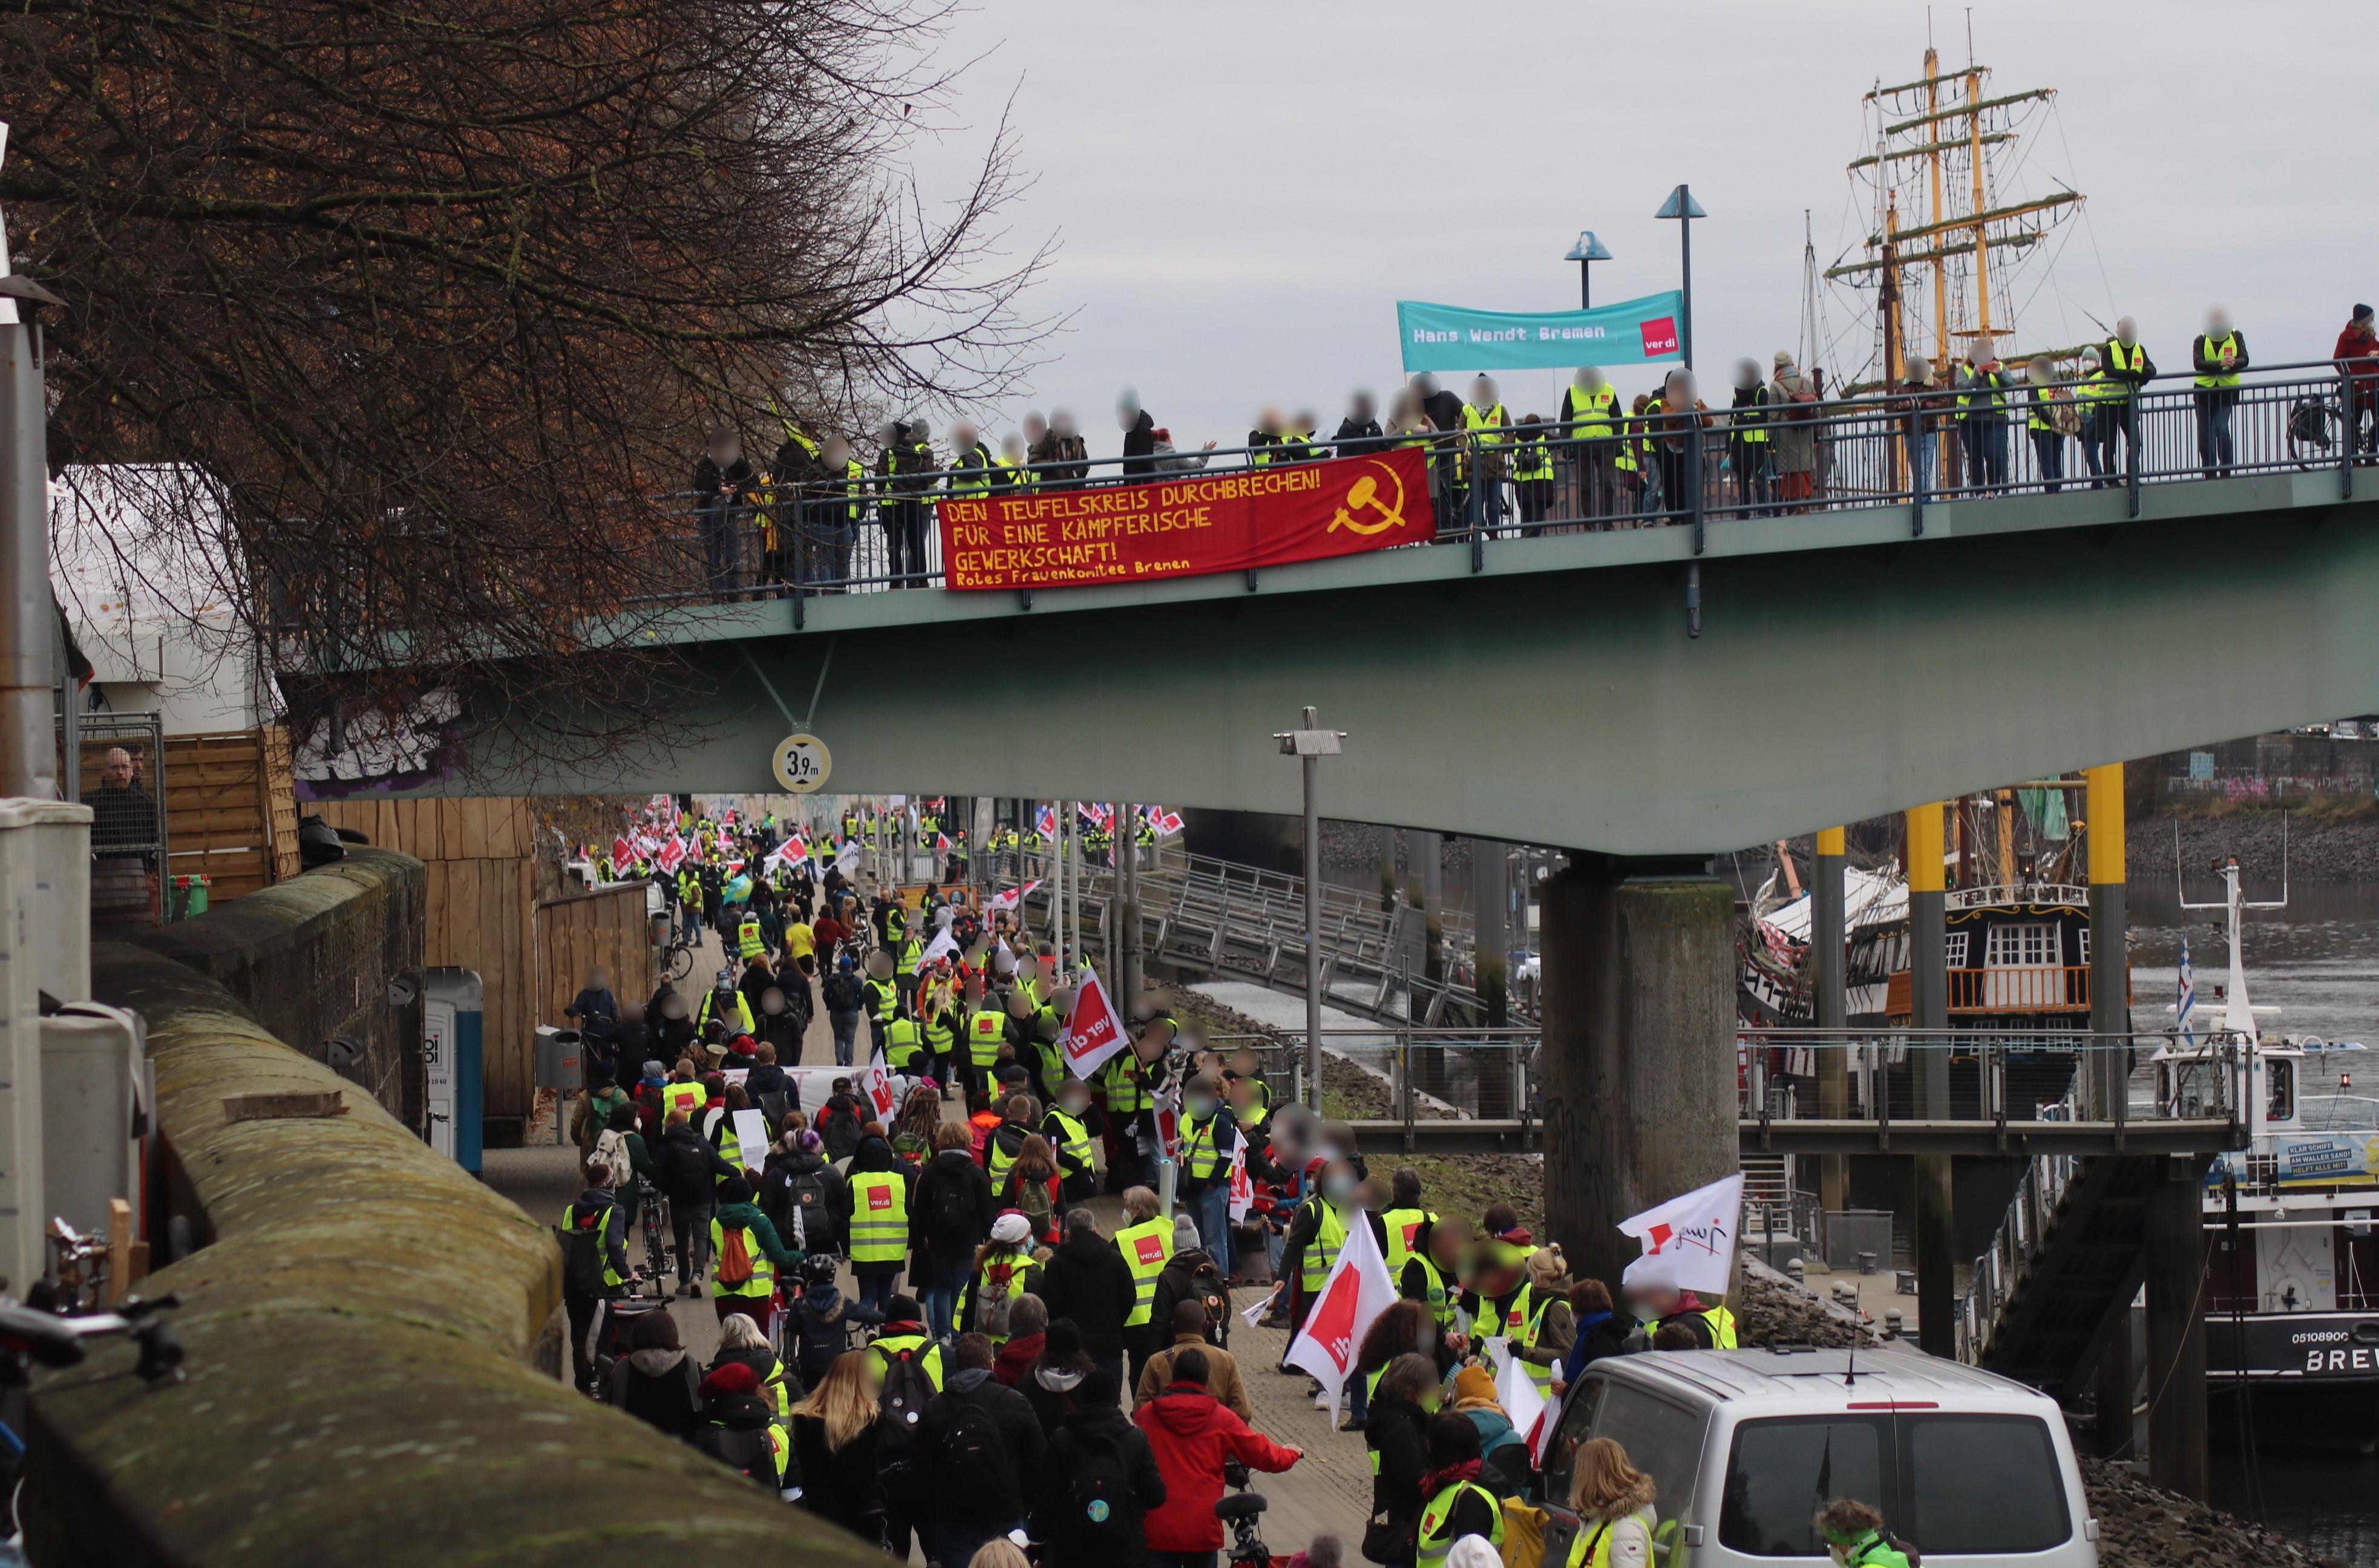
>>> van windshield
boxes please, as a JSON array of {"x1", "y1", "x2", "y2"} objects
[{"x1": 1718, "y1": 1412, "x2": 2070, "y2": 1557}]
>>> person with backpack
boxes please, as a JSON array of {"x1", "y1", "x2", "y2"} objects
[
  {"x1": 572, "y1": 1071, "x2": 633, "y2": 1160},
  {"x1": 914, "y1": 1331, "x2": 1048, "y2": 1568},
  {"x1": 606, "y1": 1307, "x2": 703, "y2": 1441},
  {"x1": 912, "y1": 1119, "x2": 996, "y2": 1342},
  {"x1": 743, "y1": 1039, "x2": 796, "y2": 1120},
  {"x1": 559, "y1": 1158, "x2": 632, "y2": 1393},
  {"x1": 594, "y1": 1100, "x2": 652, "y2": 1239},
  {"x1": 822, "y1": 953, "x2": 866, "y2": 1068},
  {"x1": 1035, "y1": 1366, "x2": 1167, "y2": 1568},
  {"x1": 1413, "y1": 1414, "x2": 1502, "y2": 1568},
  {"x1": 1023, "y1": 1315, "x2": 1095, "y2": 1436},
  {"x1": 1568, "y1": 1437, "x2": 1661, "y2": 1568},
  {"x1": 790, "y1": 1349, "x2": 885, "y2": 1543},
  {"x1": 1146, "y1": 1214, "x2": 1230, "y2": 1368},
  {"x1": 762, "y1": 1126, "x2": 847, "y2": 1256},
  {"x1": 1134, "y1": 1299, "x2": 1250, "y2": 1420},
  {"x1": 960, "y1": 1212, "x2": 1044, "y2": 1345},
  {"x1": 1447, "y1": 1365, "x2": 1532, "y2": 1500},
  {"x1": 995, "y1": 1133, "x2": 1064, "y2": 1246},
  {"x1": 788, "y1": 1252, "x2": 883, "y2": 1385},
  {"x1": 656, "y1": 1107, "x2": 736, "y2": 1295},
  {"x1": 695, "y1": 1359, "x2": 793, "y2": 1497},
  {"x1": 871, "y1": 1293, "x2": 945, "y2": 1560},
  {"x1": 814, "y1": 1076, "x2": 869, "y2": 1164},
  {"x1": 709, "y1": 1173, "x2": 802, "y2": 1334},
  {"x1": 889, "y1": 1082, "x2": 943, "y2": 1167},
  {"x1": 992, "y1": 1292, "x2": 1048, "y2": 1387},
  {"x1": 1135, "y1": 1347, "x2": 1301, "y2": 1565}
]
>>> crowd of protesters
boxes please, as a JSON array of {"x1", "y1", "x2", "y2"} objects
[
  {"x1": 682, "y1": 304, "x2": 2379, "y2": 599},
  {"x1": 552, "y1": 794, "x2": 1929, "y2": 1568}
]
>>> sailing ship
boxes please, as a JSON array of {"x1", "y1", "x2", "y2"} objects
[{"x1": 1824, "y1": 38, "x2": 2089, "y2": 392}]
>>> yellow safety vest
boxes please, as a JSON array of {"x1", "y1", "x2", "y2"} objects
[
  {"x1": 1406, "y1": 1252, "x2": 1456, "y2": 1330},
  {"x1": 708, "y1": 1211, "x2": 778, "y2": 1298},
  {"x1": 697, "y1": 990, "x2": 754, "y2": 1039},
  {"x1": 863, "y1": 977, "x2": 900, "y2": 1024},
  {"x1": 987, "y1": 1126, "x2": 1026, "y2": 1184},
  {"x1": 1115, "y1": 1217, "x2": 1175, "y2": 1327},
  {"x1": 1511, "y1": 440, "x2": 1554, "y2": 482},
  {"x1": 883, "y1": 1016, "x2": 926, "y2": 1071},
  {"x1": 973, "y1": 1248, "x2": 1032, "y2": 1344},
  {"x1": 1380, "y1": 1208, "x2": 1434, "y2": 1278},
  {"x1": 1703, "y1": 1302, "x2": 1739, "y2": 1348},
  {"x1": 966, "y1": 1008, "x2": 1009, "y2": 1067},
  {"x1": 1461, "y1": 402, "x2": 1510, "y2": 447},
  {"x1": 870, "y1": 1331, "x2": 946, "y2": 1392},
  {"x1": 947, "y1": 441, "x2": 996, "y2": 497},
  {"x1": 1044, "y1": 1108, "x2": 1096, "y2": 1171},
  {"x1": 848, "y1": 1172, "x2": 908, "y2": 1264},
  {"x1": 1564, "y1": 385, "x2": 1619, "y2": 439},
  {"x1": 1565, "y1": 1507, "x2": 1658, "y2": 1568},
  {"x1": 1735, "y1": 384, "x2": 1772, "y2": 442},
  {"x1": 663, "y1": 1081, "x2": 705, "y2": 1119},
  {"x1": 2106, "y1": 339, "x2": 2148, "y2": 375},
  {"x1": 2196, "y1": 332, "x2": 2242, "y2": 389},
  {"x1": 1416, "y1": 1480, "x2": 1505, "y2": 1568},
  {"x1": 1180, "y1": 1114, "x2": 1228, "y2": 1180},
  {"x1": 1298, "y1": 1200, "x2": 1349, "y2": 1293},
  {"x1": 561, "y1": 1202, "x2": 624, "y2": 1290},
  {"x1": 923, "y1": 1008, "x2": 958, "y2": 1054},
  {"x1": 1957, "y1": 367, "x2": 2007, "y2": 419},
  {"x1": 738, "y1": 918, "x2": 764, "y2": 959},
  {"x1": 1104, "y1": 1053, "x2": 1148, "y2": 1114}
]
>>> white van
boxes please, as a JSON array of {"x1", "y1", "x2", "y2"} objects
[{"x1": 1540, "y1": 1347, "x2": 2096, "y2": 1566}]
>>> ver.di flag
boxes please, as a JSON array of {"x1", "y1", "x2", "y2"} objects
[
  {"x1": 1227, "y1": 1140, "x2": 1253, "y2": 1223},
  {"x1": 857, "y1": 1053, "x2": 900, "y2": 1121},
  {"x1": 1283, "y1": 1207, "x2": 1398, "y2": 1400},
  {"x1": 912, "y1": 927, "x2": 958, "y2": 973},
  {"x1": 987, "y1": 879, "x2": 1042, "y2": 913},
  {"x1": 1618, "y1": 1172, "x2": 1744, "y2": 1297},
  {"x1": 1061, "y1": 965, "x2": 1132, "y2": 1079}
]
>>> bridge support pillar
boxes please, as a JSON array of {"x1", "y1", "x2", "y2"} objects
[
  {"x1": 1813, "y1": 826, "x2": 1848, "y2": 1215},
  {"x1": 2145, "y1": 1155, "x2": 2210, "y2": 1499},
  {"x1": 1471, "y1": 838, "x2": 1511, "y2": 1117},
  {"x1": 1906, "y1": 803, "x2": 1956, "y2": 1357},
  {"x1": 1540, "y1": 857, "x2": 1736, "y2": 1292},
  {"x1": 2085, "y1": 762, "x2": 2136, "y2": 1457}
]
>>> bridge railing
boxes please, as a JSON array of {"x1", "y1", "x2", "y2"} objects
[
  {"x1": 1736, "y1": 1026, "x2": 2254, "y2": 1132},
  {"x1": 627, "y1": 358, "x2": 2376, "y2": 607},
  {"x1": 1202, "y1": 1028, "x2": 1540, "y2": 1132}
]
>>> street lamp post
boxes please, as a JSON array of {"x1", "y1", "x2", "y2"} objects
[
  {"x1": 1654, "y1": 185, "x2": 1707, "y2": 370},
  {"x1": 1563, "y1": 231, "x2": 1612, "y2": 311},
  {"x1": 1275, "y1": 706, "x2": 1344, "y2": 1110}
]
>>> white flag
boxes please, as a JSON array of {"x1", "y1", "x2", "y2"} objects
[
  {"x1": 856, "y1": 1053, "x2": 900, "y2": 1122},
  {"x1": 912, "y1": 927, "x2": 958, "y2": 973},
  {"x1": 1494, "y1": 1335, "x2": 1547, "y2": 1442},
  {"x1": 834, "y1": 840, "x2": 862, "y2": 877},
  {"x1": 987, "y1": 879, "x2": 1042, "y2": 913},
  {"x1": 1060, "y1": 965, "x2": 1133, "y2": 1080},
  {"x1": 1618, "y1": 1172, "x2": 1745, "y2": 1298},
  {"x1": 1226, "y1": 1140, "x2": 1253, "y2": 1223},
  {"x1": 1283, "y1": 1209, "x2": 1398, "y2": 1402}
]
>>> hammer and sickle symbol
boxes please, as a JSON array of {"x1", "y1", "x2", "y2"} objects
[{"x1": 1327, "y1": 462, "x2": 1412, "y2": 535}]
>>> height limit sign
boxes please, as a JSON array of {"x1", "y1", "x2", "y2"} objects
[{"x1": 770, "y1": 733, "x2": 833, "y2": 794}]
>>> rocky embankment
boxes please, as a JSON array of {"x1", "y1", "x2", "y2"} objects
[{"x1": 2133, "y1": 806, "x2": 2379, "y2": 884}]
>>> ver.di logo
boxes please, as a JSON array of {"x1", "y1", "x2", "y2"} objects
[{"x1": 1327, "y1": 460, "x2": 1413, "y2": 535}]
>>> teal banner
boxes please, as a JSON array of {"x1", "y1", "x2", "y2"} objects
[{"x1": 1395, "y1": 290, "x2": 1684, "y2": 373}]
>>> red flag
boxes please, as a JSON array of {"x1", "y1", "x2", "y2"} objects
[
  {"x1": 1061, "y1": 967, "x2": 1130, "y2": 1079},
  {"x1": 1283, "y1": 1213, "x2": 1396, "y2": 1397},
  {"x1": 656, "y1": 837, "x2": 687, "y2": 874},
  {"x1": 610, "y1": 835, "x2": 632, "y2": 867}
]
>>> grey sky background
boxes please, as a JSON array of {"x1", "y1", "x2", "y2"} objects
[{"x1": 900, "y1": 0, "x2": 2373, "y2": 449}]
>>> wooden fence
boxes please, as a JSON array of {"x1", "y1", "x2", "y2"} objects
[
  {"x1": 77, "y1": 727, "x2": 301, "y2": 903},
  {"x1": 306, "y1": 797, "x2": 655, "y2": 1136}
]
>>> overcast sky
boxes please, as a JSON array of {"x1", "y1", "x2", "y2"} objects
[{"x1": 898, "y1": 0, "x2": 2373, "y2": 448}]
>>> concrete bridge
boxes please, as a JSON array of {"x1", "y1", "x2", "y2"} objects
[{"x1": 423, "y1": 469, "x2": 2378, "y2": 858}]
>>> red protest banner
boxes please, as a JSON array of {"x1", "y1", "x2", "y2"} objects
[{"x1": 939, "y1": 445, "x2": 1436, "y2": 591}]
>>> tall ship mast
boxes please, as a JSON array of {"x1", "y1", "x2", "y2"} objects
[{"x1": 1825, "y1": 39, "x2": 2086, "y2": 388}]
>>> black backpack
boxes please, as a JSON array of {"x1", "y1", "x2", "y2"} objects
[
  {"x1": 556, "y1": 1209, "x2": 608, "y2": 1296},
  {"x1": 699, "y1": 1420, "x2": 779, "y2": 1488},
  {"x1": 789, "y1": 1168, "x2": 831, "y2": 1235},
  {"x1": 933, "y1": 1397, "x2": 1010, "y2": 1515},
  {"x1": 1062, "y1": 1426, "x2": 1141, "y2": 1550},
  {"x1": 921, "y1": 1159, "x2": 980, "y2": 1243},
  {"x1": 819, "y1": 1101, "x2": 862, "y2": 1161}
]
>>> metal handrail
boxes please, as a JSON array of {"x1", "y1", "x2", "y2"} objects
[{"x1": 620, "y1": 356, "x2": 2379, "y2": 607}]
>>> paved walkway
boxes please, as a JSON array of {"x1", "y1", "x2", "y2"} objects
[{"x1": 485, "y1": 927, "x2": 1379, "y2": 1558}]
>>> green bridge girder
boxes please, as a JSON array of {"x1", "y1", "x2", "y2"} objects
[{"x1": 427, "y1": 471, "x2": 2379, "y2": 855}]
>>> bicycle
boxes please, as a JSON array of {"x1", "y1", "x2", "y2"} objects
[
  {"x1": 0, "y1": 1290, "x2": 183, "y2": 1535},
  {"x1": 1216, "y1": 1459, "x2": 1273, "y2": 1568},
  {"x1": 660, "y1": 924, "x2": 700, "y2": 983},
  {"x1": 2288, "y1": 394, "x2": 2339, "y2": 470},
  {"x1": 638, "y1": 1189, "x2": 672, "y2": 1296}
]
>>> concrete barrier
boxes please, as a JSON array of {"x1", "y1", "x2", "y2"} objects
[
  {"x1": 128, "y1": 848, "x2": 426, "y2": 1127},
  {"x1": 27, "y1": 860, "x2": 883, "y2": 1567}
]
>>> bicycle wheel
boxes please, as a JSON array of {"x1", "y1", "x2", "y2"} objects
[{"x1": 667, "y1": 941, "x2": 695, "y2": 982}]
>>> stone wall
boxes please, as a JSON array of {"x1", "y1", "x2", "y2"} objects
[
  {"x1": 129, "y1": 848, "x2": 426, "y2": 1128},
  {"x1": 25, "y1": 889, "x2": 882, "y2": 1567}
]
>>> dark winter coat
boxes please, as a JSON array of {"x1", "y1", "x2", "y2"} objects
[
  {"x1": 915, "y1": 1366, "x2": 1048, "y2": 1525},
  {"x1": 910, "y1": 1146, "x2": 996, "y2": 1277},
  {"x1": 1038, "y1": 1230, "x2": 1137, "y2": 1362},
  {"x1": 1036, "y1": 1401, "x2": 1168, "y2": 1568}
]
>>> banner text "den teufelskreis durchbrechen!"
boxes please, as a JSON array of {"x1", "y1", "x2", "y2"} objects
[{"x1": 938, "y1": 446, "x2": 1436, "y2": 591}]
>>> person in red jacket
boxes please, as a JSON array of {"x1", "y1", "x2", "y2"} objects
[
  {"x1": 2338, "y1": 304, "x2": 2379, "y2": 460},
  {"x1": 1133, "y1": 1347, "x2": 1301, "y2": 1566}
]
